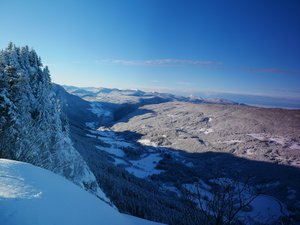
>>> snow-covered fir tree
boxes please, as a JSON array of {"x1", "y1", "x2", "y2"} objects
[{"x1": 0, "y1": 43, "x2": 102, "y2": 197}]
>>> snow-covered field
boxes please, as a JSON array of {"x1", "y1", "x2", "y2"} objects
[
  {"x1": 126, "y1": 153, "x2": 163, "y2": 178},
  {"x1": 96, "y1": 146, "x2": 126, "y2": 157},
  {"x1": 0, "y1": 159, "x2": 163, "y2": 225},
  {"x1": 88, "y1": 102, "x2": 111, "y2": 117},
  {"x1": 87, "y1": 129, "x2": 163, "y2": 179},
  {"x1": 138, "y1": 139, "x2": 158, "y2": 147}
]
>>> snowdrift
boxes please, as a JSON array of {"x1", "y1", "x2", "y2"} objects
[{"x1": 0, "y1": 159, "x2": 163, "y2": 225}]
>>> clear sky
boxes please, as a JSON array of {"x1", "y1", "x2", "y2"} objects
[{"x1": 1, "y1": 0, "x2": 300, "y2": 99}]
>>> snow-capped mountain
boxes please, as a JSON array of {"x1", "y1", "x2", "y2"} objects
[{"x1": 0, "y1": 159, "x2": 163, "y2": 225}]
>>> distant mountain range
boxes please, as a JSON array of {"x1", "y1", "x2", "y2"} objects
[
  {"x1": 62, "y1": 85, "x2": 300, "y2": 109},
  {"x1": 62, "y1": 85, "x2": 240, "y2": 105}
]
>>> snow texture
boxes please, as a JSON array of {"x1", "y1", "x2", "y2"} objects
[
  {"x1": 0, "y1": 159, "x2": 163, "y2": 225},
  {"x1": 138, "y1": 139, "x2": 158, "y2": 147},
  {"x1": 126, "y1": 154, "x2": 163, "y2": 178}
]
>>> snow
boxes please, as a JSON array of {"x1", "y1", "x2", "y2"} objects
[
  {"x1": 0, "y1": 161, "x2": 42, "y2": 200},
  {"x1": 97, "y1": 126, "x2": 112, "y2": 132},
  {"x1": 184, "y1": 161, "x2": 194, "y2": 168},
  {"x1": 248, "y1": 133, "x2": 300, "y2": 151},
  {"x1": 240, "y1": 195, "x2": 289, "y2": 224},
  {"x1": 182, "y1": 178, "x2": 288, "y2": 224},
  {"x1": 183, "y1": 180, "x2": 212, "y2": 199},
  {"x1": 86, "y1": 133, "x2": 97, "y2": 138},
  {"x1": 138, "y1": 139, "x2": 158, "y2": 147},
  {"x1": 88, "y1": 102, "x2": 104, "y2": 117},
  {"x1": 204, "y1": 128, "x2": 214, "y2": 134},
  {"x1": 96, "y1": 146, "x2": 125, "y2": 157},
  {"x1": 0, "y1": 159, "x2": 163, "y2": 225},
  {"x1": 199, "y1": 128, "x2": 214, "y2": 134},
  {"x1": 222, "y1": 140, "x2": 243, "y2": 144},
  {"x1": 248, "y1": 133, "x2": 266, "y2": 141},
  {"x1": 100, "y1": 136, "x2": 132, "y2": 148},
  {"x1": 87, "y1": 129, "x2": 132, "y2": 150},
  {"x1": 95, "y1": 130, "x2": 133, "y2": 148},
  {"x1": 88, "y1": 102, "x2": 111, "y2": 117},
  {"x1": 87, "y1": 129, "x2": 162, "y2": 178},
  {"x1": 161, "y1": 184, "x2": 180, "y2": 196},
  {"x1": 126, "y1": 154, "x2": 163, "y2": 178},
  {"x1": 269, "y1": 137, "x2": 287, "y2": 145},
  {"x1": 290, "y1": 143, "x2": 300, "y2": 150},
  {"x1": 88, "y1": 130, "x2": 164, "y2": 178},
  {"x1": 246, "y1": 148, "x2": 255, "y2": 155},
  {"x1": 114, "y1": 158, "x2": 129, "y2": 166},
  {"x1": 167, "y1": 114, "x2": 176, "y2": 118},
  {"x1": 86, "y1": 122, "x2": 96, "y2": 129}
]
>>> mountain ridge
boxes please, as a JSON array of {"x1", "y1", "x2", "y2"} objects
[{"x1": 62, "y1": 84, "x2": 241, "y2": 106}]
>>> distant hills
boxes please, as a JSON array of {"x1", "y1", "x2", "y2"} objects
[{"x1": 62, "y1": 85, "x2": 240, "y2": 106}]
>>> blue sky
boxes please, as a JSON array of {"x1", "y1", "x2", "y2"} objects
[{"x1": 1, "y1": 0, "x2": 300, "y2": 99}]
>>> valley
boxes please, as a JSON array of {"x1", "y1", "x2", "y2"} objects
[{"x1": 59, "y1": 85, "x2": 300, "y2": 224}]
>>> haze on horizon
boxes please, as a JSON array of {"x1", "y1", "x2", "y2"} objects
[{"x1": 1, "y1": 0, "x2": 300, "y2": 105}]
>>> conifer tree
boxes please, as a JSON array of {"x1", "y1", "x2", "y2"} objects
[{"x1": 0, "y1": 43, "x2": 101, "y2": 196}]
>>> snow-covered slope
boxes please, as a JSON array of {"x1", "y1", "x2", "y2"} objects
[{"x1": 0, "y1": 159, "x2": 163, "y2": 225}]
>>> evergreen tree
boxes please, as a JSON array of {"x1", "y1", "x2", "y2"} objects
[
  {"x1": 0, "y1": 43, "x2": 101, "y2": 197},
  {"x1": 0, "y1": 59, "x2": 18, "y2": 158}
]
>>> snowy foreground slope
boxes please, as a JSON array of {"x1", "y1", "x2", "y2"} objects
[{"x1": 0, "y1": 159, "x2": 163, "y2": 225}]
